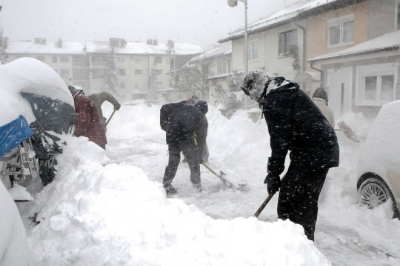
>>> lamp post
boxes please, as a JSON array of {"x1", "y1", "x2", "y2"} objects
[
  {"x1": 228, "y1": 0, "x2": 248, "y2": 109},
  {"x1": 168, "y1": 40, "x2": 176, "y2": 102}
]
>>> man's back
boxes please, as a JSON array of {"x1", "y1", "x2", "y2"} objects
[{"x1": 166, "y1": 104, "x2": 207, "y2": 146}]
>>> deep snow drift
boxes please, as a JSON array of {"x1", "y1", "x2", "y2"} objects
[{"x1": 4, "y1": 102, "x2": 400, "y2": 266}]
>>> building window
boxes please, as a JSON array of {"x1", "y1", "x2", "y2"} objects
[
  {"x1": 135, "y1": 56, "x2": 143, "y2": 63},
  {"x1": 154, "y1": 56, "x2": 162, "y2": 64},
  {"x1": 154, "y1": 69, "x2": 162, "y2": 75},
  {"x1": 116, "y1": 56, "x2": 125, "y2": 62},
  {"x1": 92, "y1": 68, "x2": 107, "y2": 79},
  {"x1": 36, "y1": 56, "x2": 45, "y2": 62},
  {"x1": 327, "y1": 14, "x2": 354, "y2": 48},
  {"x1": 356, "y1": 63, "x2": 396, "y2": 106},
  {"x1": 52, "y1": 56, "x2": 57, "y2": 63},
  {"x1": 73, "y1": 69, "x2": 89, "y2": 80},
  {"x1": 118, "y1": 69, "x2": 125, "y2": 76},
  {"x1": 60, "y1": 56, "x2": 69, "y2": 63},
  {"x1": 91, "y1": 56, "x2": 107, "y2": 66},
  {"x1": 279, "y1": 30, "x2": 297, "y2": 57},
  {"x1": 73, "y1": 56, "x2": 87, "y2": 67},
  {"x1": 217, "y1": 60, "x2": 228, "y2": 75},
  {"x1": 248, "y1": 40, "x2": 258, "y2": 60},
  {"x1": 60, "y1": 69, "x2": 69, "y2": 77},
  {"x1": 155, "y1": 82, "x2": 163, "y2": 88},
  {"x1": 135, "y1": 69, "x2": 143, "y2": 75}
]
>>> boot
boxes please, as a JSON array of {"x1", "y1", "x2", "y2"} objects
[
  {"x1": 165, "y1": 185, "x2": 177, "y2": 195},
  {"x1": 193, "y1": 183, "x2": 202, "y2": 192}
]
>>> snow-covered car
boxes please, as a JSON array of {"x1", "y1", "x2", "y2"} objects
[
  {"x1": 356, "y1": 100, "x2": 400, "y2": 218},
  {"x1": 0, "y1": 57, "x2": 75, "y2": 197}
]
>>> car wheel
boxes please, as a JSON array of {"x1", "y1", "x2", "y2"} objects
[{"x1": 358, "y1": 177, "x2": 399, "y2": 218}]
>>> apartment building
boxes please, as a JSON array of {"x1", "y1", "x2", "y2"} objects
[
  {"x1": 218, "y1": 0, "x2": 400, "y2": 118},
  {"x1": 5, "y1": 37, "x2": 203, "y2": 103}
]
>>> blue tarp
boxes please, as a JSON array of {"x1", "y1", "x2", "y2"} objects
[{"x1": 0, "y1": 115, "x2": 34, "y2": 157}]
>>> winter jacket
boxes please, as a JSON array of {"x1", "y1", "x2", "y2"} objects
[
  {"x1": 261, "y1": 82, "x2": 339, "y2": 175},
  {"x1": 88, "y1": 92, "x2": 121, "y2": 127},
  {"x1": 312, "y1": 97, "x2": 335, "y2": 127},
  {"x1": 73, "y1": 91, "x2": 107, "y2": 148},
  {"x1": 160, "y1": 102, "x2": 208, "y2": 152}
]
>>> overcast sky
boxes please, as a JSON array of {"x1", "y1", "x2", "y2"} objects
[{"x1": 0, "y1": 0, "x2": 290, "y2": 50}]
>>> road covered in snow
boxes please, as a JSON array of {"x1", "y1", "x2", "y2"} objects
[{"x1": 16, "y1": 102, "x2": 400, "y2": 266}]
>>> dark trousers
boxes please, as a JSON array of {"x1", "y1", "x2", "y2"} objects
[
  {"x1": 163, "y1": 142, "x2": 201, "y2": 187},
  {"x1": 277, "y1": 165, "x2": 329, "y2": 241}
]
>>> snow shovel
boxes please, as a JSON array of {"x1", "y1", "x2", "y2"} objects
[
  {"x1": 337, "y1": 121, "x2": 360, "y2": 142},
  {"x1": 254, "y1": 194, "x2": 274, "y2": 218},
  {"x1": 105, "y1": 110, "x2": 116, "y2": 127},
  {"x1": 201, "y1": 163, "x2": 241, "y2": 191}
]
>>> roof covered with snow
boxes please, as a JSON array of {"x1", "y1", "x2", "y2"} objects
[
  {"x1": 7, "y1": 40, "x2": 203, "y2": 56},
  {"x1": 84, "y1": 41, "x2": 202, "y2": 56},
  {"x1": 6, "y1": 41, "x2": 86, "y2": 55},
  {"x1": 219, "y1": 0, "x2": 342, "y2": 43},
  {"x1": 189, "y1": 43, "x2": 232, "y2": 63},
  {"x1": 308, "y1": 30, "x2": 400, "y2": 62}
]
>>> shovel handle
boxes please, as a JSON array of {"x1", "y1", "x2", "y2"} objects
[
  {"x1": 254, "y1": 194, "x2": 274, "y2": 218},
  {"x1": 106, "y1": 110, "x2": 116, "y2": 127},
  {"x1": 202, "y1": 163, "x2": 221, "y2": 180}
]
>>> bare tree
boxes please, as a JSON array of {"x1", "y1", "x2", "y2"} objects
[
  {"x1": 146, "y1": 68, "x2": 157, "y2": 104},
  {"x1": 102, "y1": 48, "x2": 119, "y2": 96},
  {"x1": 0, "y1": 27, "x2": 8, "y2": 64},
  {"x1": 175, "y1": 61, "x2": 211, "y2": 99}
]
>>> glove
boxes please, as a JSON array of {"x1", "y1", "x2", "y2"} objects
[
  {"x1": 114, "y1": 103, "x2": 121, "y2": 111},
  {"x1": 264, "y1": 174, "x2": 281, "y2": 195}
]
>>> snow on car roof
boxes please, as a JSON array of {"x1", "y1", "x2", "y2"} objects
[
  {"x1": 0, "y1": 57, "x2": 73, "y2": 126},
  {"x1": 357, "y1": 100, "x2": 400, "y2": 182}
]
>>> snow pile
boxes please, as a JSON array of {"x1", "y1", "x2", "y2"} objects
[
  {"x1": 20, "y1": 104, "x2": 332, "y2": 266},
  {"x1": 7, "y1": 101, "x2": 398, "y2": 266},
  {"x1": 0, "y1": 181, "x2": 28, "y2": 266}
]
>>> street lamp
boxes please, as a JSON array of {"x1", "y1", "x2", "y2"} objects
[{"x1": 228, "y1": 0, "x2": 248, "y2": 109}]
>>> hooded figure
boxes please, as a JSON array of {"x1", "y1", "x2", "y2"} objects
[
  {"x1": 68, "y1": 86, "x2": 107, "y2": 149},
  {"x1": 160, "y1": 100, "x2": 208, "y2": 194},
  {"x1": 241, "y1": 70, "x2": 339, "y2": 241},
  {"x1": 312, "y1": 87, "x2": 335, "y2": 127}
]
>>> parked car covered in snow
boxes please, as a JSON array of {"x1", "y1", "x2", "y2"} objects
[
  {"x1": 356, "y1": 100, "x2": 400, "y2": 218},
  {"x1": 0, "y1": 57, "x2": 75, "y2": 197}
]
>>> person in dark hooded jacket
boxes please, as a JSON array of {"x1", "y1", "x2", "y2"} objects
[
  {"x1": 160, "y1": 100, "x2": 208, "y2": 194},
  {"x1": 241, "y1": 70, "x2": 339, "y2": 241}
]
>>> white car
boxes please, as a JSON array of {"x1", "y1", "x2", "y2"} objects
[{"x1": 356, "y1": 100, "x2": 400, "y2": 218}]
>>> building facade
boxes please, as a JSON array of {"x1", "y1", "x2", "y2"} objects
[
  {"x1": 218, "y1": 0, "x2": 400, "y2": 118},
  {"x1": 5, "y1": 38, "x2": 203, "y2": 103}
]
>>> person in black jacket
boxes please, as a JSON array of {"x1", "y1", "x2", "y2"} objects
[
  {"x1": 241, "y1": 70, "x2": 339, "y2": 241},
  {"x1": 160, "y1": 100, "x2": 208, "y2": 195}
]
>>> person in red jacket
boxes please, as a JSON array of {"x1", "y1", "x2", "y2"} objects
[{"x1": 68, "y1": 86, "x2": 107, "y2": 149}]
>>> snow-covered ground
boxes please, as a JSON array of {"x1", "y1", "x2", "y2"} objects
[{"x1": 6, "y1": 102, "x2": 400, "y2": 265}]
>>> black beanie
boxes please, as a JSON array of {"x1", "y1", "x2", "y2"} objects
[
  {"x1": 195, "y1": 100, "x2": 208, "y2": 115},
  {"x1": 312, "y1": 87, "x2": 329, "y2": 103}
]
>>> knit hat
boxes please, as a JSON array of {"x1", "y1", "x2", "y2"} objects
[
  {"x1": 312, "y1": 87, "x2": 329, "y2": 103},
  {"x1": 68, "y1": 85, "x2": 78, "y2": 96},
  {"x1": 241, "y1": 70, "x2": 271, "y2": 102},
  {"x1": 195, "y1": 100, "x2": 208, "y2": 115}
]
